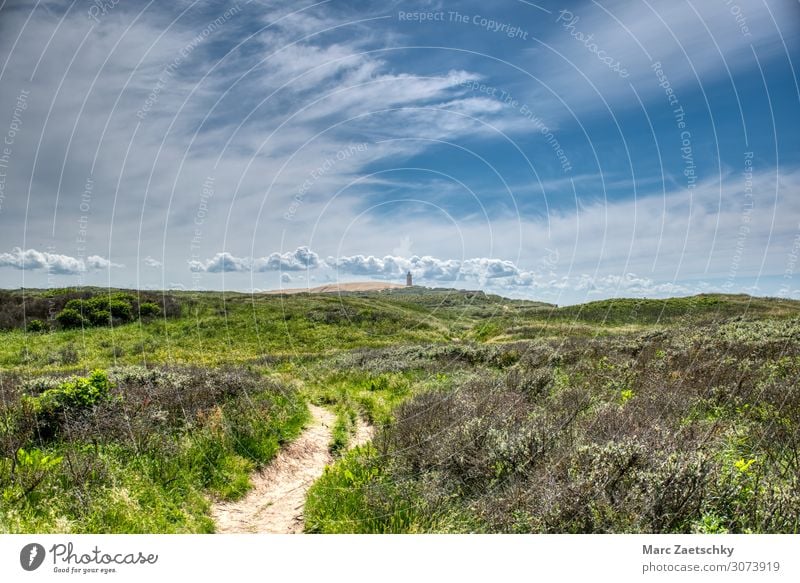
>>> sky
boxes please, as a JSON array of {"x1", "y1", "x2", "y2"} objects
[{"x1": 0, "y1": 0, "x2": 798, "y2": 305}]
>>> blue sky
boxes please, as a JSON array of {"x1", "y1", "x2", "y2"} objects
[{"x1": 0, "y1": 0, "x2": 799, "y2": 304}]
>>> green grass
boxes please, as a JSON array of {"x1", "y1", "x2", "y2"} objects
[
  {"x1": 3, "y1": 289, "x2": 797, "y2": 374},
  {"x1": 304, "y1": 444, "x2": 482, "y2": 533},
  {"x1": 0, "y1": 290, "x2": 466, "y2": 374},
  {"x1": 329, "y1": 404, "x2": 356, "y2": 456}
]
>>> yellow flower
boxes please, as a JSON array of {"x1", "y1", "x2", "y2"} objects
[{"x1": 734, "y1": 458, "x2": 756, "y2": 473}]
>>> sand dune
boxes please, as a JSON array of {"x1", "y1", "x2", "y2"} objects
[{"x1": 263, "y1": 281, "x2": 406, "y2": 294}]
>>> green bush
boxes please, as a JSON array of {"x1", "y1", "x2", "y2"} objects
[
  {"x1": 138, "y1": 302, "x2": 161, "y2": 318},
  {"x1": 57, "y1": 294, "x2": 154, "y2": 328},
  {"x1": 108, "y1": 299, "x2": 133, "y2": 322},
  {"x1": 55, "y1": 308, "x2": 84, "y2": 329},
  {"x1": 26, "y1": 320, "x2": 46, "y2": 333},
  {"x1": 0, "y1": 448, "x2": 63, "y2": 507},
  {"x1": 0, "y1": 289, "x2": 180, "y2": 331},
  {"x1": 64, "y1": 299, "x2": 83, "y2": 311},
  {"x1": 57, "y1": 345, "x2": 79, "y2": 365},
  {"x1": 88, "y1": 309, "x2": 111, "y2": 326},
  {"x1": 20, "y1": 370, "x2": 112, "y2": 441},
  {"x1": 30, "y1": 369, "x2": 112, "y2": 413}
]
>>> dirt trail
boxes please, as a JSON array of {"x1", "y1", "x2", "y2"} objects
[{"x1": 212, "y1": 404, "x2": 373, "y2": 533}]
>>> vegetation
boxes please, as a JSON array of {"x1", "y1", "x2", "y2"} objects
[
  {"x1": 58, "y1": 293, "x2": 160, "y2": 328},
  {"x1": 306, "y1": 320, "x2": 800, "y2": 533},
  {"x1": 0, "y1": 366, "x2": 307, "y2": 532},
  {"x1": 0, "y1": 288, "x2": 180, "y2": 332},
  {"x1": 25, "y1": 319, "x2": 46, "y2": 333},
  {"x1": 1, "y1": 286, "x2": 799, "y2": 533}
]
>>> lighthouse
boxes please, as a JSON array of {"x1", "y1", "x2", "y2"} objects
[{"x1": 406, "y1": 271, "x2": 413, "y2": 287}]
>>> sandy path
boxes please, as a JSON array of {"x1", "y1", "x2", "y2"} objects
[{"x1": 212, "y1": 404, "x2": 373, "y2": 533}]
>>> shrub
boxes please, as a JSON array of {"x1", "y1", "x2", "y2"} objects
[
  {"x1": 31, "y1": 370, "x2": 112, "y2": 411},
  {"x1": 61, "y1": 295, "x2": 138, "y2": 327},
  {"x1": 56, "y1": 308, "x2": 85, "y2": 329},
  {"x1": 26, "y1": 319, "x2": 46, "y2": 333},
  {"x1": 108, "y1": 299, "x2": 133, "y2": 322},
  {"x1": 2, "y1": 448, "x2": 63, "y2": 505},
  {"x1": 58, "y1": 345, "x2": 79, "y2": 365},
  {"x1": 64, "y1": 299, "x2": 84, "y2": 311},
  {"x1": 85, "y1": 296, "x2": 109, "y2": 309},
  {"x1": 22, "y1": 370, "x2": 112, "y2": 440},
  {"x1": 0, "y1": 290, "x2": 181, "y2": 331},
  {"x1": 87, "y1": 309, "x2": 111, "y2": 326},
  {"x1": 138, "y1": 302, "x2": 161, "y2": 318}
]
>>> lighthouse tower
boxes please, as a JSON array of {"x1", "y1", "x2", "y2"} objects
[{"x1": 406, "y1": 271, "x2": 413, "y2": 287}]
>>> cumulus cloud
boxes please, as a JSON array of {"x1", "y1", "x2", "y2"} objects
[
  {"x1": 409, "y1": 256, "x2": 463, "y2": 280},
  {"x1": 326, "y1": 252, "x2": 699, "y2": 298},
  {"x1": 461, "y1": 258, "x2": 520, "y2": 280},
  {"x1": 256, "y1": 246, "x2": 320, "y2": 271},
  {"x1": 326, "y1": 253, "x2": 527, "y2": 284},
  {"x1": 189, "y1": 246, "x2": 320, "y2": 273},
  {"x1": 0, "y1": 248, "x2": 121, "y2": 274},
  {"x1": 326, "y1": 254, "x2": 401, "y2": 277},
  {"x1": 188, "y1": 252, "x2": 251, "y2": 273},
  {"x1": 189, "y1": 247, "x2": 523, "y2": 283},
  {"x1": 182, "y1": 240, "x2": 774, "y2": 301},
  {"x1": 143, "y1": 256, "x2": 163, "y2": 268}
]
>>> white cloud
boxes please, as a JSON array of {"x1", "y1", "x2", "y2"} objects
[
  {"x1": 534, "y1": 273, "x2": 697, "y2": 297},
  {"x1": 326, "y1": 253, "x2": 524, "y2": 284},
  {"x1": 327, "y1": 254, "x2": 399, "y2": 277},
  {"x1": 0, "y1": 248, "x2": 120, "y2": 275},
  {"x1": 461, "y1": 257, "x2": 520, "y2": 279},
  {"x1": 189, "y1": 246, "x2": 320, "y2": 273},
  {"x1": 188, "y1": 252, "x2": 251, "y2": 273},
  {"x1": 315, "y1": 165, "x2": 800, "y2": 301},
  {"x1": 190, "y1": 248, "x2": 524, "y2": 283},
  {"x1": 324, "y1": 250, "x2": 713, "y2": 300},
  {"x1": 86, "y1": 255, "x2": 124, "y2": 270},
  {"x1": 255, "y1": 246, "x2": 320, "y2": 271},
  {"x1": 143, "y1": 256, "x2": 163, "y2": 268}
]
